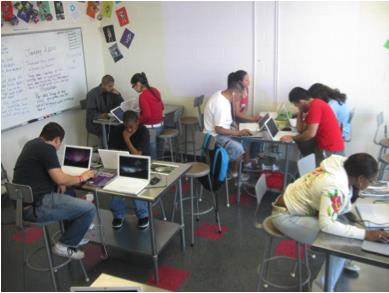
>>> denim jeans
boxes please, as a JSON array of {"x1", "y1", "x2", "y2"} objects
[
  {"x1": 110, "y1": 197, "x2": 149, "y2": 220},
  {"x1": 23, "y1": 192, "x2": 96, "y2": 247},
  {"x1": 271, "y1": 211, "x2": 346, "y2": 291},
  {"x1": 148, "y1": 126, "x2": 163, "y2": 160}
]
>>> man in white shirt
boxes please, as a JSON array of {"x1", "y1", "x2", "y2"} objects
[{"x1": 203, "y1": 80, "x2": 251, "y2": 177}]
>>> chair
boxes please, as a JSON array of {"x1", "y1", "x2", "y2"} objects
[
  {"x1": 256, "y1": 216, "x2": 311, "y2": 291},
  {"x1": 373, "y1": 112, "x2": 389, "y2": 158},
  {"x1": 297, "y1": 153, "x2": 316, "y2": 177},
  {"x1": 254, "y1": 174, "x2": 267, "y2": 229},
  {"x1": 378, "y1": 153, "x2": 389, "y2": 180},
  {"x1": 6, "y1": 183, "x2": 89, "y2": 291},
  {"x1": 180, "y1": 95, "x2": 204, "y2": 162},
  {"x1": 1, "y1": 163, "x2": 9, "y2": 201}
]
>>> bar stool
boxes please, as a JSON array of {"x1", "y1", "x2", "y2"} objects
[
  {"x1": 256, "y1": 216, "x2": 311, "y2": 291},
  {"x1": 158, "y1": 107, "x2": 183, "y2": 162},
  {"x1": 378, "y1": 152, "x2": 389, "y2": 180},
  {"x1": 6, "y1": 183, "x2": 89, "y2": 291}
]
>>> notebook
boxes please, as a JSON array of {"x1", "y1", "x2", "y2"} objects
[
  {"x1": 103, "y1": 154, "x2": 150, "y2": 195},
  {"x1": 62, "y1": 145, "x2": 92, "y2": 176},
  {"x1": 356, "y1": 203, "x2": 389, "y2": 229},
  {"x1": 98, "y1": 149, "x2": 129, "y2": 169},
  {"x1": 264, "y1": 117, "x2": 297, "y2": 141}
]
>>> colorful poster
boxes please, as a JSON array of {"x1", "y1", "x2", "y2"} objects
[
  {"x1": 68, "y1": 2, "x2": 80, "y2": 20},
  {"x1": 101, "y1": 1, "x2": 113, "y2": 18},
  {"x1": 54, "y1": 1, "x2": 65, "y2": 20},
  {"x1": 17, "y1": 9, "x2": 31, "y2": 23},
  {"x1": 37, "y1": 1, "x2": 52, "y2": 21},
  {"x1": 103, "y1": 25, "x2": 116, "y2": 43},
  {"x1": 1, "y1": 1, "x2": 14, "y2": 21},
  {"x1": 385, "y1": 39, "x2": 389, "y2": 49},
  {"x1": 115, "y1": 7, "x2": 128, "y2": 26},
  {"x1": 120, "y1": 28, "x2": 135, "y2": 49},
  {"x1": 108, "y1": 43, "x2": 123, "y2": 63},
  {"x1": 86, "y1": 1, "x2": 98, "y2": 18}
]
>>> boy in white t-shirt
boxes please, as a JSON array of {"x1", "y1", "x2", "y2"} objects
[{"x1": 203, "y1": 80, "x2": 251, "y2": 177}]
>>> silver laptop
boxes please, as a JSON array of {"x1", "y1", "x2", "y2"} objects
[
  {"x1": 238, "y1": 113, "x2": 270, "y2": 138},
  {"x1": 356, "y1": 203, "x2": 389, "y2": 229},
  {"x1": 103, "y1": 154, "x2": 150, "y2": 195},
  {"x1": 110, "y1": 106, "x2": 125, "y2": 123},
  {"x1": 361, "y1": 240, "x2": 389, "y2": 256},
  {"x1": 70, "y1": 286, "x2": 141, "y2": 292},
  {"x1": 98, "y1": 149, "x2": 129, "y2": 169},
  {"x1": 264, "y1": 117, "x2": 297, "y2": 141},
  {"x1": 62, "y1": 145, "x2": 92, "y2": 176}
]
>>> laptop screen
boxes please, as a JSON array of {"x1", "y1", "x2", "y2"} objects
[
  {"x1": 259, "y1": 113, "x2": 270, "y2": 129},
  {"x1": 64, "y1": 146, "x2": 91, "y2": 168},
  {"x1": 111, "y1": 106, "x2": 124, "y2": 122},
  {"x1": 119, "y1": 156, "x2": 149, "y2": 180},
  {"x1": 266, "y1": 118, "x2": 279, "y2": 138}
]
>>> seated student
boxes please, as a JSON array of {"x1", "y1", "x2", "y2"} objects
[
  {"x1": 13, "y1": 122, "x2": 95, "y2": 260},
  {"x1": 130, "y1": 72, "x2": 164, "y2": 160},
  {"x1": 108, "y1": 110, "x2": 150, "y2": 230},
  {"x1": 86, "y1": 74, "x2": 123, "y2": 138},
  {"x1": 203, "y1": 79, "x2": 251, "y2": 177},
  {"x1": 229, "y1": 70, "x2": 261, "y2": 123},
  {"x1": 308, "y1": 83, "x2": 351, "y2": 141},
  {"x1": 271, "y1": 153, "x2": 389, "y2": 291},
  {"x1": 280, "y1": 87, "x2": 345, "y2": 164}
]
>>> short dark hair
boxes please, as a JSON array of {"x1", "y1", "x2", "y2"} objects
[
  {"x1": 40, "y1": 122, "x2": 65, "y2": 141},
  {"x1": 227, "y1": 70, "x2": 248, "y2": 88},
  {"x1": 101, "y1": 75, "x2": 114, "y2": 85},
  {"x1": 123, "y1": 110, "x2": 138, "y2": 123},
  {"x1": 344, "y1": 153, "x2": 378, "y2": 179},
  {"x1": 227, "y1": 79, "x2": 244, "y2": 93},
  {"x1": 289, "y1": 87, "x2": 311, "y2": 103}
]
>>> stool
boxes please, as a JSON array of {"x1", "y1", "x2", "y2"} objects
[
  {"x1": 158, "y1": 128, "x2": 179, "y2": 161},
  {"x1": 180, "y1": 116, "x2": 198, "y2": 162},
  {"x1": 257, "y1": 216, "x2": 311, "y2": 292},
  {"x1": 378, "y1": 152, "x2": 389, "y2": 180}
]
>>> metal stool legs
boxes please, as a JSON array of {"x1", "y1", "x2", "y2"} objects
[{"x1": 43, "y1": 225, "x2": 59, "y2": 291}]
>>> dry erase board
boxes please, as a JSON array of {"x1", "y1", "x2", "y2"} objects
[{"x1": 1, "y1": 27, "x2": 87, "y2": 131}]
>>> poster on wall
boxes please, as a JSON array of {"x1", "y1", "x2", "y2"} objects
[
  {"x1": 116, "y1": 7, "x2": 129, "y2": 26},
  {"x1": 68, "y1": 3, "x2": 80, "y2": 20},
  {"x1": 120, "y1": 28, "x2": 135, "y2": 49},
  {"x1": 15, "y1": 2, "x2": 33, "y2": 23},
  {"x1": 37, "y1": 1, "x2": 52, "y2": 21},
  {"x1": 54, "y1": 1, "x2": 65, "y2": 20},
  {"x1": 109, "y1": 43, "x2": 123, "y2": 63},
  {"x1": 86, "y1": 1, "x2": 98, "y2": 18},
  {"x1": 1, "y1": 2, "x2": 14, "y2": 21},
  {"x1": 101, "y1": 1, "x2": 113, "y2": 18},
  {"x1": 103, "y1": 25, "x2": 116, "y2": 43}
]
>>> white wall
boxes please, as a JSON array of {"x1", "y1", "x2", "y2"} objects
[{"x1": 1, "y1": 2, "x2": 105, "y2": 179}]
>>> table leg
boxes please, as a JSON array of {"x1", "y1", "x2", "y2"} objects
[
  {"x1": 283, "y1": 143, "x2": 290, "y2": 189},
  {"x1": 237, "y1": 160, "x2": 242, "y2": 206},
  {"x1": 178, "y1": 178, "x2": 186, "y2": 250},
  {"x1": 148, "y1": 202, "x2": 159, "y2": 284},
  {"x1": 94, "y1": 190, "x2": 108, "y2": 259},
  {"x1": 324, "y1": 254, "x2": 331, "y2": 292},
  {"x1": 190, "y1": 177, "x2": 195, "y2": 246},
  {"x1": 101, "y1": 124, "x2": 108, "y2": 149}
]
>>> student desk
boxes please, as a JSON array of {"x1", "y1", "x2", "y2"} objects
[
  {"x1": 94, "y1": 104, "x2": 184, "y2": 149},
  {"x1": 91, "y1": 273, "x2": 166, "y2": 291},
  {"x1": 82, "y1": 161, "x2": 191, "y2": 284},
  {"x1": 312, "y1": 197, "x2": 389, "y2": 291}
]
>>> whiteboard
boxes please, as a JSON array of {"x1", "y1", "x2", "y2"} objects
[{"x1": 1, "y1": 27, "x2": 87, "y2": 131}]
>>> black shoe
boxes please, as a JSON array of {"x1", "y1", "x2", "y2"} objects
[
  {"x1": 112, "y1": 218, "x2": 124, "y2": 230},
  {"x1": 137, "y1": 217, "x2": 149, "y2": 230}
]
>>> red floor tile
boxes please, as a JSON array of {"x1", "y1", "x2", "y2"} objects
[
  {"x1": 275, "y1": 239, "x2": 305, "y2": 261},
  {"x1": 195, "y1": 223, "x2": 228, "y2": 241},
  {"x1": 11, "y1": 227, "x2": 43, "y2": 244},
  {"x1": 229, "y1": 192, "x2": 256, "y2": 205},
  {"x1": 147, "y1": 265, "x2": 190, "y2": 291}
]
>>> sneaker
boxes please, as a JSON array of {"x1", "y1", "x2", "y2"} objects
[
  {"x1": 344, "y1": 260, "x2": 360, "y2": 272},
  {"x1": 89, "y1": 223, "x2": 95, "y2": 230},
  {"x1": 112, "y1": 218, "x2": 124, "y2": 230},
  {"x1": 137, "y1": 217, "x2": 150, "y2": 230},
  {"x1": 240, "y1": 173, "x2": 250, "y2": 182},
  {"x1": 78, "y1": 238, "x2": 90, "y2": 246},
  {"x1": 52, "y1": 242, "x2": 84, "y2": 260}
]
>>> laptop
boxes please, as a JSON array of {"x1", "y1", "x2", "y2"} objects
[
  {"x1": 62, "y1": 145, "x2": 93, "y2": 176},
  {"x1": 361, "y1": 240, "x2": 389, "y2": 256},
  {"x1": 238, "y1": 113, "x2": 270, "y2": 137},
  {"x1": 110, "y1": 106, "x2": 125, "y2": 123},
  {"x1": 264, "y1": 117, "x2": 297, "y2": 141},
  {"x1": 356, "y1": 203, "x2": 389, "y2": 229},
  {"x1": 98, "y1": 149, "x2": 129, "y2": 169},
  {"x1": 70, "y1": 286, "x2": 141, "y2": 292},
  {"x1": 110, "y1": 100, "x2": 139, "y2": 123},
  {"x1": 103, "y1": 154, "x2": 150, "y2": 195}
]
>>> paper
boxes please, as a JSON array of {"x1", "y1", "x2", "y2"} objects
[
  {"x1": 116, "y1": 7, "x2": 129, "y2": 26},
  {"x1": 385, "y1": 39, "x2": 389, "y2": 49},
  {"x1": 68, "y1": 3, "x2": 80, "y2": 20},
  {"x1": 86, "y1": 1, "x2": 98, "y2": 18},
  {"x1": 103, "y1": 25, "x2": 116, "y2": 43},
  {"x1": 54, "y1": 1, "x2": 65, "y2": 20},
  {"x1": 1, "y1": 1, "x2": 14, "y2": 21},
  {"x1": 108, "y1": 43, "x2": 123, "y2": 63},
  {"x1": 120, "y1": 28, "x2": 135, "y2": 49},
  {"x1": 101, "y1": 1, "x2": 113, "y2": 18}
]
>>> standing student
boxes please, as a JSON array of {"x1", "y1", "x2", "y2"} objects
[
  {"x1": 271, "y1": 153, "x2": 388, "y2": 291},
  {"x1": 229, "y1": 70, "x2": 261, "y2": 123},
  {"x1": 130, "y1": 72, "x2": 164, "y2": 159},
  {"x1": 280, "y1": 87, "x2": 345, "y2": 164},
  {"x1": 13, "y1": 122, "x2": 95, "y2": 260},
  {"x1": 86, "y1": 75, "x2": 123, "y2": 138},
  {"x1": 308, "y1": 83, "x2": 351, "y2": 141},
  {"x1": 108, "y1": 111, "x2": 150, "y2": 230}
]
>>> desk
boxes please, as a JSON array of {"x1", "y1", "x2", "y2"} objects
[
  {"x1": 83, "y1": 161, "x2": 191, "y2": 284},
  {"x1": 94, "y1": 104, "x2": 184, "y2": 149},
  {"x1": 91, "y1": 273, "x2": 166, "y2": 291}
]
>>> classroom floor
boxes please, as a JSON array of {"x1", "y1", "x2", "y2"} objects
[{"x1": 2, "y1": 175, "x2": 389, "y2": 292}]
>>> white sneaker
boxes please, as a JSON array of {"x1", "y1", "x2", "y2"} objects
[
  {"x1": 89, "y1": 223, "x2": 95, "y2": 230},
  {"x1": 240, "y1": 173, "x2": 250, "y2": 182},
  {"x1": 344, "y1": 260, "x2": 360, "y2": 272},
  {"x1": 52, "y1": 242, "x2": 85, "y2": 260},
  {"x1": 78, "y1": 238, "x2": 90, "y2": 246}
]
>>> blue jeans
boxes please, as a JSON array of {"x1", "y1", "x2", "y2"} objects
[
  {"x1": 271, "y1": 211, "x2": 345, "y2": 291},
  {"x1": 110, "y1": 197, "x2": 148, "y2": 219},
  {"x1": 148, "y1": 126, "x2": 163, "y2": 159},
  {"x1": 215, "y1": 135, "x2": 245, "y2": 161},
  {"x1": 23, "y1": 192, "x2": 96, "y2": 247}
]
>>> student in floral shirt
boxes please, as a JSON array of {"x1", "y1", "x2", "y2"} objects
[{"x1": 271, "y1": 153, "x2": 389, "y2": 291}]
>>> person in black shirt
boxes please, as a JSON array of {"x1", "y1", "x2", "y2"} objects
[
  {"x1": 13, "y1": 122, "x2": 95, "y2": 260},
  {"x1": 108, "y1": 111, "x2": 150, "y2": 230},
  {"x1": 86, "y1": 75, "x2": 123, "y2": 137}
]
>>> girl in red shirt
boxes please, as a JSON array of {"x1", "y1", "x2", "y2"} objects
[{"x1": 130, "y1": 72, "x2": 164, "y2": 159}]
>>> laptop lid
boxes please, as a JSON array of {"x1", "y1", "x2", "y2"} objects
[
  {"x1": 110, "y1": 106, "x2": 124, "y2": 123},
  {"x1": 118, "y1": 154, "x2": 150, "y2": 183},
  {"x1": 98, "y1": 149, "x2": 129, "y2": 169},
  {"x1": 264, "y1": 117, "x2": 279, "y2": 139},
  {"x1": 259, "y1": 113, "x2": 270, "y2": 130},
  {"x1": 356, "y1": 203, "x2": 389, "y2": 229},
  {"x1": 62, "y1": 145, "x2": 92, "y2": 170}
]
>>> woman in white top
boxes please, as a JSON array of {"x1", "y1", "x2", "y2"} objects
[{"x1": 271, "y1": 153, "x2": 388, "y2": 291}]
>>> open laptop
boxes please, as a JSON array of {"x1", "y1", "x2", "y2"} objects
[
  {"x1": 103, "y1": 154, "x2": 150, "y2": 195},
  {"x1": 238, "y1": 113, "x2": 270, "y2": 137},
  {"x1": 62, "y1": 145, "x2": 92, "y2": 176},
  {"x1": 264, "y1": 117, "x2": 297, "y2": 141},
  {"x1": 98, "y1": 149, "x2": 129, "y2": 169},
  {"x1": 361, "y1": 240, "x2": 389, "y2": 256},
  {"x1": 356, "y1": 203, "x2": 389, "y2": 229},
  {"x1": 110, "y1": 106, "x2": 125, "y2": 123},
  {"x1": 110, "y1": 100, "x2": 139, "y2": 123}
]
